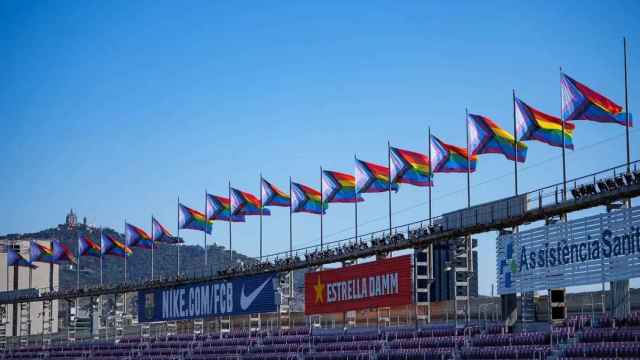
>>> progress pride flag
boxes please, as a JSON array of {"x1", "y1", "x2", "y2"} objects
[{"x1": 304, "y1": 255, "x2": 412, "y2": 315}]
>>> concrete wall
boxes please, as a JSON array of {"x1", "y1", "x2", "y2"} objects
[
  {"x1": 430, "y1": 243, "x2": 478, "y2": 302},
  {"x1": 0, "y1": 240, "x2": 59, "y2": 336}
]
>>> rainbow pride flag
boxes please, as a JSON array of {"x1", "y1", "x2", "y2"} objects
[
  {"x1": 561, "y1": 73, "x2": 631, "y2": 126},
  {"x1": 152, "y1": 217, "x2": 181, "y2": 243},
  {"x1": 515, "y1": 97, "x2": 575, "y2": 149},
  {"x1": 291, "y1": 182, "x2": 327, "y2": 214},
  {"x1": 101, "y1": 232, "x2": 132, "y2": 257},
  {"x1": 30, "y1": 241, "x2": 56, "y2": 263},
  {"x1": 355, "y1": 158, "x2": 398, "y2": 193},
  {"x1": 179, "y1": 203, "x2": 213, "y2": 234},
  {"x1": 261, "y1": 178, "x2": 290, "y2": 207},
  {"x1": 79, "y1": 234, "x2": 101, "y2": 257},
  {"x1": 322, "y1": 170, "x2": 364, "y2": 203},
  {"x1": 7, "y1": 247, "x2": 37, "y2": 268},
  {"x1": 390, "y1": 146, "x2": 432, "y2": 187},
  {"x1": 430, "y1": 135, "x2": 477, "y2": 173},
  {"x1": 231, "y1": 188, "x2": 271, "y2": 216},
  {"x1": 468, "y1": 114, "x2": 528, "y2": 163},
  {"x1": 52, "y1": 239, "x2": 77, "y2": 265},
  {"x1": 206, "y1": 194, "x2": 245, "y2": 222},
  {"x1": 125, "y1": 222, "x2": 154, "y2": 249}
]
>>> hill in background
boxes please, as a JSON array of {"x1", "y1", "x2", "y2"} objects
[
  {"x1": 2, "y1": 210, "x2": 309, "y2": 308},
  {"x1": 2, "y1": 223, "x2": 256, "y2": 290}
]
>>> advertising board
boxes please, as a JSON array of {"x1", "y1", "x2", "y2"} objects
[
  {"x1": 138, "y1": 272, "x2": 277, "y2": 322},
  {"x1": 304, "y1": 255, "x2": 412, "y2": 315},
  {"x1": 497, "y1": 206, "x2": 640, "y2": 294}
]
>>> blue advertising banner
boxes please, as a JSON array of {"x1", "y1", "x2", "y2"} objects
[{"x1": 138, "y1": 272, "x2": 277, "y2": 322}]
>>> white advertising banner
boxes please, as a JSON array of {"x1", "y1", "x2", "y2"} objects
[{"x1": 497, "y1": 205, "x2": 640, "y2": 294}]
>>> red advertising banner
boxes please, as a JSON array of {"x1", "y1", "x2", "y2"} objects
[{"x1": 304, "y1": 255, "x2": 413, "y2": 315}]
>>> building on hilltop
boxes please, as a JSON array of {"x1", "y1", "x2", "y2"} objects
[
  {"x1": 59, "y1": 209, "x2": 92, "y2": 230},
  {"x1": 65, "y1": 209, "x2": 77, "y2": 228}
]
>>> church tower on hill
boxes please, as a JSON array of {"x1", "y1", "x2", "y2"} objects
[{"x1": 65, "y1": 209, "x2": 77, "y2": 228}]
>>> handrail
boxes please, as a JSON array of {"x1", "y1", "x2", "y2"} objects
[
  {"x1": 259, "y1": 159, "x2": 639, "y2": 262},
  {"x1": 1, "y1": 160, "x2": 639, "y2": 304}
]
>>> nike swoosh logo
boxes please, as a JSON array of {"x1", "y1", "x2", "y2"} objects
[{"x1": 240, "y1": 276, "x2": 272, "y2": 311}]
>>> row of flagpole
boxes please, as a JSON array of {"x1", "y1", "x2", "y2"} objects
[
  {"x1": 560, "y1": 67, "x2": 568, "y2": 204},
  {"x1": 6, "y1": 39, "x2": 634, "y2": 290},
  {"x1": 142, "y1": 37, "x2": 635, "y2": 279},
  {"x1": 170, "y1": 35, "x2": 636, "y2": 271},
  {"x1": 624, "y1": 37, "x2": 631, "y2": 176}
]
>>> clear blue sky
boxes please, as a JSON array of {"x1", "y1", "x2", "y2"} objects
[{"x1": 1, "y1": 1, "x2": 639, "y2": 295}]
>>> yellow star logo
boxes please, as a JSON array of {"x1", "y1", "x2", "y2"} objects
[{"x1": 313, "y1": 276, "x2": 325, "y2": 304}]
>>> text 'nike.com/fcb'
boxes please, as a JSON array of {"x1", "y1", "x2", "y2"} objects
[{"x1": 137, "y1": 273, "x2": 277, "y2": 322}]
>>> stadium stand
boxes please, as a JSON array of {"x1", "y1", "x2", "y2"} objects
[
  {"x1": 2, "y1": 166, "x2": 640, "y2": 359},
  {"x1": 0, "y1": 324, "x2": 542, "y2": 359},
  {"x1": 4, "y1": 164, "x2": 638, "y2": 309},
  {"x1": 5, "y1": 311, "x2": 640, "y2": 360},
  {"x1": 2, "y1": 313, "x2": 640, "y2": 359},
  {"x1": 562, "y1": 322, "x2": 640, "y2": 359}
]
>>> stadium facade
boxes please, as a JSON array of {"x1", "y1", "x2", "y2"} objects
[{"x1": 0, "y1": 241, "x2": 59, "y2": 337}]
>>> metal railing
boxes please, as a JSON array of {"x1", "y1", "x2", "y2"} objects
[
  {"x1": 259, "y1": 160, "x2": 640, "y2": 264},
  {"x1": 2, "y1": 160, "x2": 639, "y2": 304}
]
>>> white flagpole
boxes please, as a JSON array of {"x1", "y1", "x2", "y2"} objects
[
  {"x1": 259, "y1": 175, "x2": 263, "y2": 260},
  {"x1": 151, "y1": 216, "x2": 154, "y2": 281},
  {"x1": 354, "y1": 155, "x2": 358, "y2": 242},
  {"x1": 99, "y1": 228, "x2": 104, "y2": 330},
  {"x1": 623, "y1": 37, "x2": 631, "y2": 207},
  {"x1": 123, "y1": 220, "x2": 127, "y2": 285},
  {"x1": 204, "y1": 190, "x2": 208, "y2": 269},
  {"x1": 466, "y1": 109, "x2": 471, "y2": 208},
  {"x1": 75, "y1": 234, "x2": 80, "y2": 338},
  {"x1": 177, "y1": 197, "x2": 181, "y2": 277},
  {"x1": 76, "y1": 235, "x2": 80, "y2": 291},
  {"x1": 289, "y1": 177, "x2": 293, "y2": 257},
  {"x1": 99, "y1": 228, "x2": 103, "y2": 286},
  {"x1": 387, "y1": 141, "x2": 392, "y2": 235},
  {"x1": 428, "y1": 128, "x2": 432, "y2": 225},
  {"x1": 320, "y1": 166, "x2": 324, "y2": 250},
  {"x1": 229, "y1": 182, "x2": 233, "y2": 262},
  {"x1": 123, "y1": 220, "x2": 128, "y2": 315},
  {"x1": 513, "y1": 90, "x2": 519, "y2": 196}
]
